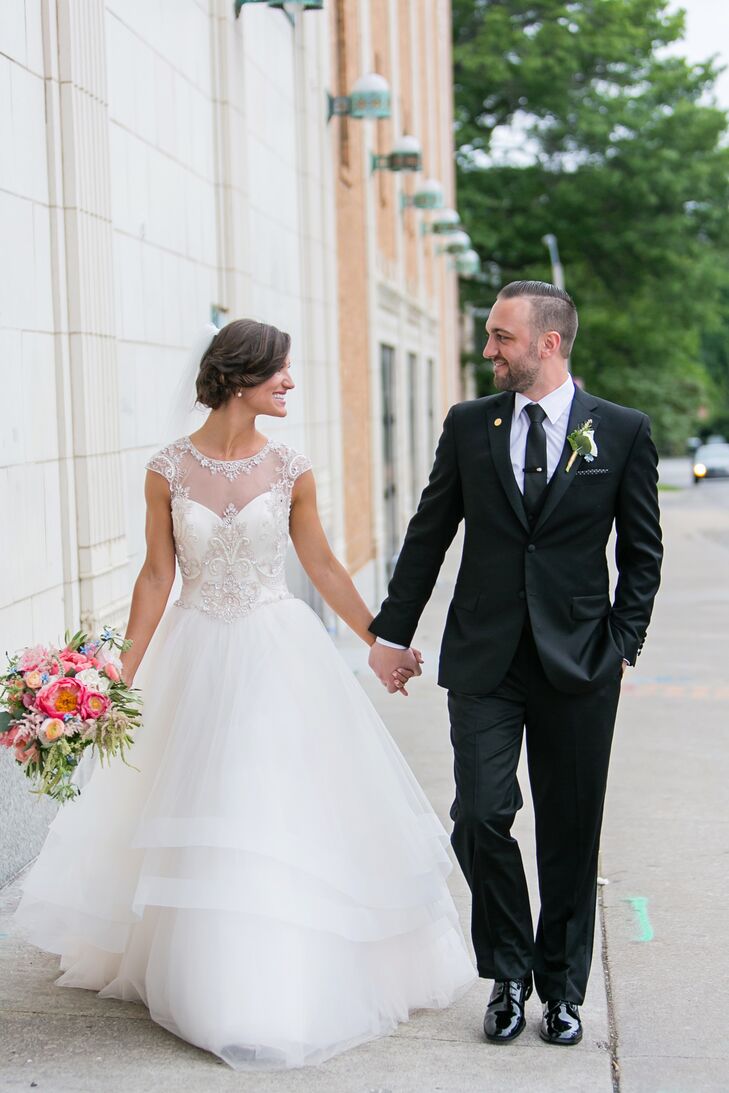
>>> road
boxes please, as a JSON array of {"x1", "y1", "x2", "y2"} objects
[{"x1": 1, "y1": 459, "x2": 727, "y2": 1092}]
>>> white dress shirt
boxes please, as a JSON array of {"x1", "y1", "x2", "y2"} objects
[
  {"x1": 511, "y1": 376, "x2": 575, "y2": 492},
  {"x1": 376, "y1": 376, "x2": 577, "y2": 651}
]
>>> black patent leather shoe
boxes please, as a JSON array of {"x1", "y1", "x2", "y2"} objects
[
  {"x1": 483, "y1": 979, "x2": 532, "y2": 1042},
  {"x1": 539, "y1": 1000, "x2": 583, "y2": 1045}
]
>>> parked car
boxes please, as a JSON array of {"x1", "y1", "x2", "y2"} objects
[{"x1": 693, "y1": 442, "x2": 729, "y2": 483}]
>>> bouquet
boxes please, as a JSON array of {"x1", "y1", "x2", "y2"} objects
[{"x1": 0, "y1": 628, "x2": 141, "y2": 804}]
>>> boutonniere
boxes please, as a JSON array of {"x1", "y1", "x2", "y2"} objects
[{"x1": 566, "y1": 419, "x2": 598, "y2": 473}]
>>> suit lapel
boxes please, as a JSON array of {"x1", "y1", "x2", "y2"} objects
[
  {"x1": 533, "y1": 387, "x2": 601, "y2": 533},
  {"x1": 486, "y1": 393, "x2": 530, "y2": 532}
]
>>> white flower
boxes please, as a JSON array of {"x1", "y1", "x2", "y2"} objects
[
  {"x1": 566, "y1": 419, "x2": 599, "y2": 471},
  {"x1": 75, "y1": 668, "x2": 110, "y2": 693},
  {"x1": 95, "y1": 646, "x2": 122, "y2": 672},
  {"x1": 584, "y1": 428, "x2": 598, "y2": 461}
]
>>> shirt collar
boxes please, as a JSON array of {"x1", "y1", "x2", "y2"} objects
[{"x1": 514, "y1": 375, "x2": 575, "y2": 425}]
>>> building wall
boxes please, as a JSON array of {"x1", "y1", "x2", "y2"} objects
[
  {"x1": 333, "y1": 0, "x2": 461, "y2": 603},
  {"x1": 0, "y1": 0, "x2": 461, "y2": 883},
  {"x1": 0, "y1": 0, "x2": 342, "y2": 883},
  {"x1": 0, "y1": 0, "x2": 64, "y2": 880},
  {"x1": 331, "y1": 0, "x2": 374, "y2": 575}
]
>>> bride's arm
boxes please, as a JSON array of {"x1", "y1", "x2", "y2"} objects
[
  {"x1": 120, "y1": 472, "x2": 177, "y2": 685},
  {"x1": 289, "y1": 470, "x2": 377, "y2": 647}
]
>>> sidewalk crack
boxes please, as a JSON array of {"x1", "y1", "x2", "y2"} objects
[{"x1": 599, "y1": 880, "x2": 621, "y2": 1092}]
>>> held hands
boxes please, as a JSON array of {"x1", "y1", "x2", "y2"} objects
[{"x1": 368, "y1": 643, "x2": 424, "y2": 697}]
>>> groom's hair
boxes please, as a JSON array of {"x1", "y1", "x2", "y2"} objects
[{"x1": 499, "y1": 280, "x2": 578, "y2": 358}]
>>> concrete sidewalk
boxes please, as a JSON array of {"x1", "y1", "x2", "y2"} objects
[
  {"x1": 0, "y1": 535, "x2": 613, "y2": 1093},
  {"x1": 3, "y1": 468, "x2": 726, "y2": 1091},
  {"x1": 597, "y1": 474, "x2": 729, "y2": 1092}
]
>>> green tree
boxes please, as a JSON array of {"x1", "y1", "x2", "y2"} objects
[{"x1": 454, "y1": 0, "x2": 729, "y2": 450}]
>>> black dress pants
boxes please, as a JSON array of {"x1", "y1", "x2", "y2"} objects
[{"x1": 448, "y1": 623, "x2": 621, "y2": 1004}]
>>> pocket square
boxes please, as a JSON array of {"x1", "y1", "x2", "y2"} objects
[{"x1": 576, "y1": 467, "x2": 610, "y2": 475}]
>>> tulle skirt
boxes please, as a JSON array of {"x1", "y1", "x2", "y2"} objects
[{"x1": 15, "y1": 598, "x2": 475, "y2": 1068}]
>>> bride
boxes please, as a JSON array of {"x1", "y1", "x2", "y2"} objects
[{"x1": 15, "y1": 319, "x2": 475, "y2": 1069}]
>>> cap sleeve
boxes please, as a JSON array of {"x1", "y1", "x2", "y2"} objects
[
  {"x1": 145, "y1": 439, "x2": 184, "y2": 488},
  {"x1": 284, "y1": 448, "x2": 312, "y2": 482}
]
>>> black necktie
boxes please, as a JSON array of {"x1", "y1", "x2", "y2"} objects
[{"x1": 523, "y1": 403, "x2": 547, "y2": 520}]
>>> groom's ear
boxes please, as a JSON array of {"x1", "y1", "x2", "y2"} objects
[{"x1": 539, "y1": 330, "x2": 562, "y2": 358}]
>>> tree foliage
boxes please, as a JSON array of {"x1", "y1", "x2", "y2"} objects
[{"x1": 454, "y1": 0, "x2": 729, "y2": 450}]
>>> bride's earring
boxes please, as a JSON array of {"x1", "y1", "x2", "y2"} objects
[{"x1": 235, "y1": 390, "x2": 243, "y2": 398}]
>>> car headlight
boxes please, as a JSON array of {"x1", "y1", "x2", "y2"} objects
[{"x1": 694, "y1": 463, "x2": 707, "y2": 477}]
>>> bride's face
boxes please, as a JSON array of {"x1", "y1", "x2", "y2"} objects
[{"x1": 241, "y1": 358, "x2": 295, "y2": 418}]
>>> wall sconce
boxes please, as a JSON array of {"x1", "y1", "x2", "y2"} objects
[
  {"x1": 455, "y1": 249, "x2": 481, "y2": 277},
  {"x1": 437, "y1": 230, "x2": 472, "y2": 255},
  {"x1": 422, "y1": 207, "x2": 460, "y2": 235},
  {"x1": 236, "y1": 0, "x2": 323, "y2": 15},
  {"x1": 400, "y1": 178, "x2": 444, "y2": 211},
  {"x1": 328, "y1": 73, "x2": 391, "y2": 122},
  {"x1": 371, "y1": 134, "x2": 422, "y2": 173}
]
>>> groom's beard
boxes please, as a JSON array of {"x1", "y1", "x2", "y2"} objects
[{"x1": 492, "y1": 345, "x2": 541, "y2": 393}]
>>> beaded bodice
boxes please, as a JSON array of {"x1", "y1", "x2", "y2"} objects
[{"x1": 146, "y1": 437, "x2": 311, "y2": 622}]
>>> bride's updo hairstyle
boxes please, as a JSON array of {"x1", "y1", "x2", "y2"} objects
[{"x1": 196, "y1": 319, "x2": 291, "y2": 410}]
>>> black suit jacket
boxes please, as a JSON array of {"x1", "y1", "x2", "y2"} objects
[{"x1": 370, "y1": 387, "x2": 663, "y2": 695}]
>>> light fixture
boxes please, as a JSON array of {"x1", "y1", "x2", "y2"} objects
[
  {"x1": 400, "y1": 178, "x2": 444, "y2": 211},
  {"x1": 455, "y1": 249, "x2": 481, "y2": 278},
  {"x1": 327, "y1": 73, "x2": 391, "y2": 122},
  {"x1": 236, "y1": 0, "x2": 323, "y2": 15},
  {"x1": 437, "y1": 230, "x2": 471, "y2": 255},
  {"x1": 371, "y1": 134, "x2": 422, "y2": 173},
  {"x1": 421, "y1": 207, "x2": 460, "y2": 235},
  {"x1": 268, "y1": 0, "x2": 324, "y2": 9}
]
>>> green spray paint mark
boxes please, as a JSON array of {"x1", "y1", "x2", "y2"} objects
[{"x1": 626, "y1": 897, "x2": 653, "y2": 942}]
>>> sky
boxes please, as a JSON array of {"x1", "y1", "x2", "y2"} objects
[{"x1": 667, "y1": 0, "x2": 729, "y2": 108}]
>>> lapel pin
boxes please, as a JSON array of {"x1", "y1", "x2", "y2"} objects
[{"x1": 494, "y1": 418, "x2": 502, "y2": 427}]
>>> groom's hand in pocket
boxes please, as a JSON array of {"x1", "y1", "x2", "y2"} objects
[{"x1": 368, "y1": 643, "x2": 423, "y2": 696}]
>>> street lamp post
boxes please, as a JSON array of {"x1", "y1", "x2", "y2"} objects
[
  {"x1": 541, "y1": 233, "x2": 565, "y2": 291},
  {"x1": 541, "y1": 232, "x2": 572, "y2": 367}
]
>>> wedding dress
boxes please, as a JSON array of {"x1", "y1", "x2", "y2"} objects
[{"x1": 15, "y1": 436, "x2": 475, "y2": 1069}]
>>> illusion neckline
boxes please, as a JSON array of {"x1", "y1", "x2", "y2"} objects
[{"x1": 185, "y1": 436, "x2": 273, "y2": 468}]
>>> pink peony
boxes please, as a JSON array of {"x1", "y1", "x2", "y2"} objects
[
  {"x1": 15, "y1": 742, "x2": 40, "y2": 765},
  {"x1": 35, "y1": 677, "x2": 86, "y2": 718},
  {"x1": 103, "y1": 662, "x2": 120, "y2": 682},
  {"x1": 0, "y1": 725, "x2": 21, "y2": 748},
  {"x1": 59, "y1": 649, "x2": 94, "y2": 672},
  {"x1": 18, "y1": 645, "x2": 49, "y2": 672},
  {"x1": 80, "y1": 691, "x2": 109, "y2": 720}
]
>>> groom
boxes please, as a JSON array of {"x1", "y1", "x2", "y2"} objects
[{"x1": 368, "y1": 281, "x2": 662, "y2": 1045}]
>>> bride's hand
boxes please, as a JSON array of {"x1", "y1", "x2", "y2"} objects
[{"x1": 391, "y1": 647, "x2": 424, "y2": 694}]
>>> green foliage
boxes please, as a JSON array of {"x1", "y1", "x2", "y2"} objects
[{"x1": 454, "y1": 0, "x2": 729, "y2": 451}]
